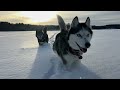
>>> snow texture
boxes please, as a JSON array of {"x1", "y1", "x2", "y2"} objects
[{"x1": 0, "y1": 30, "x2": 120, "y2": 79}]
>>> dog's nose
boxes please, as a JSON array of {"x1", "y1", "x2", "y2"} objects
[{"x1": 85, "y1": 43, "x2": 91, "y2": 48}]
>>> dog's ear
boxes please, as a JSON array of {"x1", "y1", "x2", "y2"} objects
[
  {"x1": 43, "y1": 26, "x2": 47, "y2": 34},
  {"x1": 71, "y1": 16, "x2": 79, "y2": 28},
  {"x1": 57, "y1": 15, "x2": 67, "y2": 31},
  {"x1": 85, "y1": 17, "x2": 90, "y2": 27}
]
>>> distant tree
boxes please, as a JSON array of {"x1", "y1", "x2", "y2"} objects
[{"x1": 1, "y1": 21, "x2": 120, "y2": 31}]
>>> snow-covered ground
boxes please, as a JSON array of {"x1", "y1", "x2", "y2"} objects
[{"x1": 0, "y1": 30, "x2": 120, "y2": 79}]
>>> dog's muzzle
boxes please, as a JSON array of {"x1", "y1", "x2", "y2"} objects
[
  {"x1": 85, "y1": 42, "x2": 91, "y2": 48},
  {"x1": 76, "y1": 42, "x2": 87, "y2": 53},
  {"x1": 69, "y1": 46, "x2": 83, "y2": 59}
]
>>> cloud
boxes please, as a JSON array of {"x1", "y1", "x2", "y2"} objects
[
  {"x1": 57, "y1": 11, "x2": 120, "y2": 25},
  {"x1": 0, "y1": 11, "x2": 33, "y2": 24},
  {"x1": 0, "y1": 11, "x2": 20, "y2": 15}
]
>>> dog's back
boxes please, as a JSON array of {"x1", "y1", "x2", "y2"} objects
[{"x1": 53, "y1": 30, "x2": 68, "y2": 54}]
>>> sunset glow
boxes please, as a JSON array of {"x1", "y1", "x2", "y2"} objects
[
  {"x1": 20, "y1": 11, "x2": 58, "y2": 23},
  {"x1": 0, "y1": 11, "x2": 120, "y2": 25}
]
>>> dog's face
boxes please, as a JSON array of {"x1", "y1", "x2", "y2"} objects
[
  {"x1": 68, "y1": 16, "x2": 93, "y2": 53},
  {"x1": 36, "y1": 27, "x2": 48, "y2": 43}
]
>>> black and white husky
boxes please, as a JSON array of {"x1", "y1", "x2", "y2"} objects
[
  {"x1": 36, "y1": 26, "x2": 48, "y2": 45},
  {"x1": 53, "y1": 15, "x2": 93, "y2": 67}
]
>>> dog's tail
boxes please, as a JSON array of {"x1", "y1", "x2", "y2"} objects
[{"x1": 57, "y1": 15, "x2": 67, "y2": 32}]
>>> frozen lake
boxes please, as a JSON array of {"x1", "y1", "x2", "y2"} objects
[{"x1": 0, "y1": 30, "x2": 120, "y2": 79}]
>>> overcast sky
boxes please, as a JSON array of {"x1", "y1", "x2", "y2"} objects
[{"x1": 0, "y1": 11, "x2": 120, "y2": 26}]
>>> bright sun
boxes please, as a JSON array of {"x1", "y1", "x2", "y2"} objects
[{"x1": 20, "y1": 11, "x2": 58, "y2": 23}]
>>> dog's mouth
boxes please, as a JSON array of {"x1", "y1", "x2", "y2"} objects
[
  {"x1": 80, "y1": 48, "x2": 87, "y2": 53},
  {"x1": 76, "y1": 42, "x2": 87, "y2": 53}
]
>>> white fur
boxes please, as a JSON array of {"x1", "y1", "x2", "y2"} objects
[
  {"x1": 68, "y1": 16, "x2": 92, "y2": 50},
  {"x1": 68, "y1": 29, "x2": 92, "y2": 50},
  {"x1": 65, "y1": 28, "x2": 92, "y2": 68},
  {"x1": 63, "y1": 52, "x2": 81, "y2": 68}
]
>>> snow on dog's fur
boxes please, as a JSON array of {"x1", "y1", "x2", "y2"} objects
[{"x1": 53, "y1": 15, "x2": 93, "y2": 68}]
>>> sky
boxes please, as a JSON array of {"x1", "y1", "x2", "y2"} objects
[{"x1": 0, "y1": 11, "x2": 120, "y2": 26}]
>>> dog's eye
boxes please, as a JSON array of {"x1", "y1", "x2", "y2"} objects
[
  {"x1": 77, "y1": 34, "x2": 82, "y2": 38},
  {"x1": 87, "y1": 34, "x2": 89, "y2": 37}
]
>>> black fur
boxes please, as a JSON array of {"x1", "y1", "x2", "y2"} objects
[
  {"x1": 36, "y1": 27, "x2": 48, "y2": 45},
  {"x1": 53, "y1": 30, "x2": 69, "y2": 64}
]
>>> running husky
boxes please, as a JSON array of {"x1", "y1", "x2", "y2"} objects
[
  {"x1": 53, "y1": 15, "x2": 93, "y2": 67},
  {"x1": 36, "y1": 26, "x2": 48, "y2": 45}
]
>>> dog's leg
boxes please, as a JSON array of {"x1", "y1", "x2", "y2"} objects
[
  {"x1": 37, "y1": 38, "x2": 41, "y2": 46},
  {"x1": 46, "y1": 36, "x2": 48, "y2": 43},
  {"x1": 60, "y1": 55, "x2": 67, "y2": 65}
]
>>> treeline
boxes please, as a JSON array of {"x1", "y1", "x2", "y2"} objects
[
  {"x1": 0, "y1": 22, "x2": 120, "y2": 31},
  {"x1": 92, "y1": 24, "x2": 120, "y2": 29},
  {"x1": 0, "y1": 22, "x2": 59, "y2": 31}
]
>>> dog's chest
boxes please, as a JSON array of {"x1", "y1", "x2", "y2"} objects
[{"x1": 63, "y1": 52, "x2": 80, "y2": 66}]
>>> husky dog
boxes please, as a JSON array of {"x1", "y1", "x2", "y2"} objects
[
  {"x1": 53, "y1": 15, "x2": 93, "y2": 67},
  {"x1": 36, "y1": 26, "x2": 49, "y2": 45}
]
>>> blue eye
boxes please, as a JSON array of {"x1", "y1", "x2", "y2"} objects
[{"x1": 77, "y1": 34, "x2": 82, "y2": 38}]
